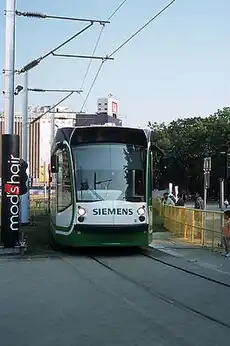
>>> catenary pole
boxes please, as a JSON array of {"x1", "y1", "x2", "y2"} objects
[
  {"x1": 20, "y1": 71, "x2": 30, "y2": 224},
  {"x1": 4, "y1": 0, "x2": 16, "y2": 134}
]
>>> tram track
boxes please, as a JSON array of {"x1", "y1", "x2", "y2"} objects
[
  {"x1": 88, "y1": 254, "x2": 230, "y2": 329},
  {"x1": 141, "y1": 250, "x2": 230, "y2": 288}
]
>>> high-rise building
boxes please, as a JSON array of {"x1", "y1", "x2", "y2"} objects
[{"x1": 97, "y1": 94, "x2": 119, "y2": 119}]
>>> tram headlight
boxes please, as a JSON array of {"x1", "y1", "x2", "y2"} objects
[
  {"x1": 137, "y1": 207, "x2": 145, "y2": 216},
  {"x1": 78, "y1": 207, "x2": 86, "y2": 216}
]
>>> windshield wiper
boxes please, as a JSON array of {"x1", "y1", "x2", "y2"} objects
[
  {"x1": 88, "y1": 188, "x2": 104, "y2": 201},
  {"x1": 95, "y1": 179, "x2": 112, "y2": 185},
  {"x1": 94, "y1": 178, "x2": 112, "y2": 192},
  {"x1": 80, "y1": 199, "x2": 102, "y2": 202}
]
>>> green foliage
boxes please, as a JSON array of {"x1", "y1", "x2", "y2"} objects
[{"x1": 148, "y1": 107, "x2": 230, "y2": 195}]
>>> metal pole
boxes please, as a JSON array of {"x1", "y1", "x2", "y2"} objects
[
  {"x1": 50, "y1": 112, "x2": 55, "y2": 145},
  {"x1": 1, "y1": 0, "x2": 19, "y2": 249},
  {"x1": 20, "y1": 71, "x2": 30, "y2": 224},
  {"x1": 49, "y1": 113, "x2": 55, "y2": 202},
  {"x1": 203, "y1": 180, "x2": 207, "y2": 210},
  {"x1": 220, "y1": 178, "x2": 224, "y2": 210},
  {"x1": 203, "y1": 157, "x2": 211, "y2": 210},
  {"x1": 4, "y1": 0, "x2": 16, "y2": 134},
  {"x1": 22, "y1": 71, "x2": 28, "y2": 159}
]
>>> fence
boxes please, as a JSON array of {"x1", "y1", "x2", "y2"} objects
[
  {"x1": 30, "y1": 198, "x2": 49, "y2": 217},
  {"x1": 0, "y1": 197, "x2": 49, "y2": 222},
  {"x1": 152, "y1": 198, "x2": 224, "y2": 250}
]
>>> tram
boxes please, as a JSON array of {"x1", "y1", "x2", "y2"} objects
[{"x1": 49, "y1": 125, "x2": 159, "y2": 247}]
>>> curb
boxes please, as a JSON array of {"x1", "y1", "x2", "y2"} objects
[{"x1": 148, "y1": 243, "x2": 184, "y2": 257}]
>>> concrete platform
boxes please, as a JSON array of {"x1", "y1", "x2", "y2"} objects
[{"x1": 150, "y1": 231, "x2": 230, "y2": 277}]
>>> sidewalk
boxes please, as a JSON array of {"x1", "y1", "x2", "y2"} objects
[{"x1": 150, "y1": 231, "x2": 230, "y2": 281}]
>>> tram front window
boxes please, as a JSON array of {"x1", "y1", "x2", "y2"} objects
[{"x1": 73, "y1": 143, "x2": 146, "y2": 202}]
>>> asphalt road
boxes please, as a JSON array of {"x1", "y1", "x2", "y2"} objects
[{"x1": 0, "y1": 249, "x2": 230, "y2": 346}]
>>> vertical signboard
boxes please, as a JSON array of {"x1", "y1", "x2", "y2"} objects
[
  {"x1": 112, "y1": 101, "x2": 118, "y2": 115},
  {"x1": 39, "y1": 164, "x2": 45, "y2": 183},
  {"x1": 1, "y1": 134, "x2": 20, "y2": 247}
]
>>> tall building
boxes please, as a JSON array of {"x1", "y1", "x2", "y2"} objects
[
  {"x1": 0, "y1": 110, "x2": 40, "y2": 182},
  {"x1": 75, "y1": 95, "x2": 121, "y2": 127},
  {"x1": 0, "y1": 106, "x2": 76, "y2": 183},
  {"x1": 36, "y1": 106, "x2": 76, "y2": 183},
  {"x1": 97, "y1": 94, "x2": 119, "y2": 118},
  {"x1": 0, "y1": 96, "x2": 122, "y2": 183}
]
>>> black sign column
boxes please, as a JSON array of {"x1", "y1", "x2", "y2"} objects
[{"x1": 1, "y1": 134, "x2": 20, "y2": 248}]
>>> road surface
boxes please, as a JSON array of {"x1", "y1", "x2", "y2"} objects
[{"x1": 0, "y1": 249, "x2": 230, "y2": 345}]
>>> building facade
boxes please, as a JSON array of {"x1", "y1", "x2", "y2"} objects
[
  {"x1": 97, "y1": 94, "x2": 119, "y2": 118},
  {"x1": 0, "y1": 96, "x2": 122, "y2": 183},
  {"x1": 0, "y1": 111, "x2": 40, "y2": 181}
]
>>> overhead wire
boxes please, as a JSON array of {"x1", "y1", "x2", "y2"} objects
[
  {"x1": 80, "y1": 26, "x2": 105, "y2": 93},
  {"x1": 30, "y1": 0, "x2": 176, "y2": 123},
  {"x1": 80, "y1": 0, "x2": 129, "y2": 111},
  {"x1": 79, "y1": 63, "x2": 104, "y2": 112},
  {"x1": 29, "y1": 92, "x2": 74, "y2": 125},
  {"x1": 79, "y1": 92, "x2": 89, "y2": 113},
  {"x1": 79, "y1": 0, "x2": 176, "y2": 112},
  {"x1": 29, "y1": 0, "x2": 129, "y2": 122},
  {"x1": 107, "y1": 0, "x2": 176, "y2": 58},
  {"x1": 18, "y1": 23, "x2": 94, "y2": 74}
]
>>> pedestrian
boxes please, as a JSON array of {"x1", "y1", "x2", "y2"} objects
[
  {"x1": 176, "y1": 193, "x2": 185, "y2": 206},
  {"x1": 224, "y1": 199, "x2": 229, "y2": 209},
  {"x1": 162, "y1": 192, "x2": 175, "y2": 206},
  {"x1": 194, "y1": 192, "x2": 204, "y2": 210},
  {"x1": 222, "y1": 210, "x2": 230, "y2": 257},
  {"x1": 182, "y1": 191, "x2": 187, "y2": 203}
]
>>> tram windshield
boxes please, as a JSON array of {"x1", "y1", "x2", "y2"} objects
[{"x1": 73, "y1": 143, "x2": 146, "y2": 202}]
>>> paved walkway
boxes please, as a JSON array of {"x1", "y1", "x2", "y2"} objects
[
  {"x1": 185, "y1": 202, "x2": 225, "y2": 212},
  {"x1": 150, "y1": 231, "x2": 230, "y2": 277}
]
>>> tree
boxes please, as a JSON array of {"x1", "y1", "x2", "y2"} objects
[{"x1": 148, "y1": 107, "x2": 230, "y2": 196}]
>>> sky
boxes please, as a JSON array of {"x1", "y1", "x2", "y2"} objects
[{"x1": 0, "y1": 0, "x2": 230, "y2": 128}]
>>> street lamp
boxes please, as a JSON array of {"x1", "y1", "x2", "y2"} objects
[
  {"x1": 219, "y1": 150, "x2": 230, "y2": 209},
  {"x1": 203, "y1": 157, "x2": 211, "y2": 210},
  {"x1": 14, "y1": 84, "x2": 23, "y2": 95}
]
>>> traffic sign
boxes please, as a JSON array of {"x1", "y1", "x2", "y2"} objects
[{"x1": 203, "y1": 157, "x2": 211, "y2": 171}]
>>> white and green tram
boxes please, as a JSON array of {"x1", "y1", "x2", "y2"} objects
[{"x1": 49, "y1": 125, "x2": 158, "y2": 247}]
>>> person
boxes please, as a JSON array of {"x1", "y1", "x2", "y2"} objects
[
  {"x1": 162, "y1": 192, "x2": 175, "y2": 206},
  {"x1": 194, "y1": 192, "x2": 204, "y2": 210},
  {"x1": 182, "y1": 191, "x2": 187, "y2": 203},
  {"x1": 224, "y1": 199, "x2": 229, "y2": 209},
  {"x1": 176, "y1": 193, "x2": 185, "y2": 206},
  {"x1": 222, "y1": 210, "x2": 230, "y2": 257}
]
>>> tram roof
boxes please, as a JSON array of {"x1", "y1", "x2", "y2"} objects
[{"x1": 53, "y1": 126, "x2": 151, "y2": 147}]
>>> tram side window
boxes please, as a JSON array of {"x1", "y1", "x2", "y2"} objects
[
  {"x1": 134, "y1": 169, "x2": 145, "y2": 196},
  {"x1": 57, "y1": 150, "x2": 72, "y2": 212},
  {"x1": 130, "y1": 148, "x2": 146, "y2": 198}
]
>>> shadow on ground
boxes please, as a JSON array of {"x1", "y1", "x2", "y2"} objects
[{"x1": 15, "y1": 211, "x2": 168, "y2": 259}]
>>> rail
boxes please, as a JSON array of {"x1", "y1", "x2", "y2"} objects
[{"x1": 152, "y1": 198, "x2": 224, "y2": 250}]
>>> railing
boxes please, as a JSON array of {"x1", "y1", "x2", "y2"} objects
[
  {"x1": 152, "y1": 198, "x2": 224, "y2": 250},
  {"x1": 30, "y1": 198, "x2": 49, "y2": 217},
  {"x1": 0, "y1": 197, "x2": 50, "y2": 221}
]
